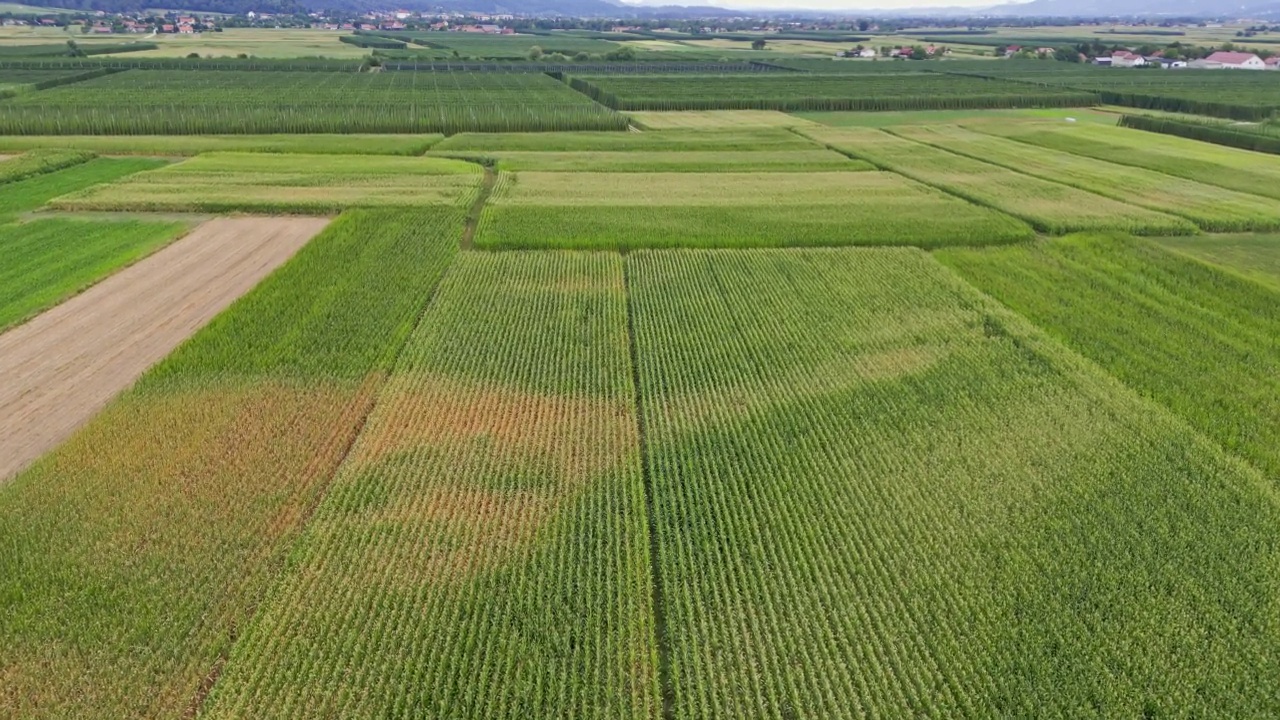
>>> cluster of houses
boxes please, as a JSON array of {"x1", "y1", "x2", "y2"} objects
[
  {"x1": 836, "y1": 44, "x2": 950, "y2": 59},
  {"x1": 1094, "y1": 50, "x2": 1279, "y2": 69},
  {"x1": 4, "y1": 12, "x2": 215, "y2": 34},
  {"x1": 307, "y1": 10, "x2": 513, "y2": 34}
]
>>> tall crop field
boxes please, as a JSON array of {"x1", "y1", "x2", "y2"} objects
[
  {"x1": 627, "y1": 247, "x2": 1280, "y2": 717},
  {"x1": 569, "y1": 73, "x2": 1096, "y2": 112},
  {"x1": 202, "y1": 252, "x2": 658, "y2": 719},
  {"x1": 938, "y1": 233, "x2": 1280, "y2": 482},
  {"x1": 894, "y1": 124, "x2": 1280, "y2": 232},
  {"x1": 0, "y1": 209, "x2": 462, "y2": 719},
  {"x1": 971, "y1": 121, "x2": 1280, "y2": 202},
  {"x1": 802, "y1": 126, "x2": 1196, "y2": 236},
  {"x1": 0, "y1": 218, "x2": 189, "y2": 331},
  {"x1": 53, "y1": 152, "x2": 483, "y2": 214},
  {"x1": 0, "y1": 70, "x2": 626, "y2": 134},
  {"x1": 0, "y1": 134, "x2": 445, "y2": 156},
  {"x1": 477, "y1": 170, "x2": 1032, "y2": 250}
]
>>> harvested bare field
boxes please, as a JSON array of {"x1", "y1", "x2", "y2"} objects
[{"x1": 0, "y1": 217, "x2": 328, "y2": 482}]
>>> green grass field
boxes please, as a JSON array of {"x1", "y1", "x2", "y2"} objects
[
  {"x1": 478, "y1": 170, "x2": 1032, "y2": 250},
  {"x1": 432, "y1": 128, "x2": 820, "y2": 152},
  {"x1": 52, "y1": 153, "x2": 482, "y2": 213},
  {"x1": 793, "y1": 107, "x2": 1119, "y2": 128},
  {"x1": 0, "y1": 157, "x2": 168, "y2": 219},
  {"x1": 0, "y1": 218, "x2": 189, "y2": 331},
  {"x1": 429, "y1": 149, "x2": 869, "y2": 172}
]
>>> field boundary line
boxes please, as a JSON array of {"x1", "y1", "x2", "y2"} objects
[
  {"x1": 460, "y1": 163, "x2": 497, "y2": 251},
  {"x1": 622, "y1": 257, "x2": 676, "y2": 720}
]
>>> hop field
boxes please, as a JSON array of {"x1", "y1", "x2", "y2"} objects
[
  {"x1": 0, "y1": 133, "x2": 445, "y2": 156},
  {"x1": 0, "y1": 69, "x2": 627, "y2": 134},
  {"x1": 52, "y1": 152, "x2": 484, "y2": 214},
  {"x1": 569, "y1": 72, "x2": 1097, "y2": 112},
  {"x1": 802, "y1": 126, "x2": 1197, "y2": 236},
  {"x1": 628, "y1": 247, "x2": 1280, "y2": 717},
  {"x1": 478, "y1": 170, "x2": 1033, "y2": 250},
  {"x1": 894, "y1": 124, "x2": 1280, "y2": 232}
]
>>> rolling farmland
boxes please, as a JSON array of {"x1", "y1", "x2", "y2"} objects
[{"x1": 6, "y1": 50, "x2": 1280, "y2": 720}]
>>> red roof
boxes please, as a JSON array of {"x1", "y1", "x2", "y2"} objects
[
  {"x1": 1113, "y1": 51, "x2": 1141, "y2": 60},
  {"x1": 1205, "y1": 51, "x2": 1261, "y2": 65}
]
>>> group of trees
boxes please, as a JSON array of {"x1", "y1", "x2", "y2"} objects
[{"x1": 527, "y1": 45, "x2": 638, "y2": 62}]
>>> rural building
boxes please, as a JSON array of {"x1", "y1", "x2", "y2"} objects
[
  {"x1": 1111, "y1": 51, "x2": 1146, "y2": 67},
  {"x1": 1268, "y1": 57, "x2": 1280, "y2": 69},
  {"x1": 1202, "y1": 51, "x2": 1266, "y2": 69}
]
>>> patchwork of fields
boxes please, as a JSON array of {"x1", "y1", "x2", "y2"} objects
[{"x1": 2, "y1": 90, "x2": 1280, "y2": 719}]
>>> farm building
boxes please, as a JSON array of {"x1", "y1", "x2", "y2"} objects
[
  {"x1": 1202, "y1": 51, "x2": 1266, "y2": 70},
  {"x1": 1111, "y1": 51, "x2": 1146, "y2": 68}
]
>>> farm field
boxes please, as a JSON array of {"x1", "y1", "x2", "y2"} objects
[
  {"x1": 0, "y1": 217, "x2": 325, "y2": 482},
  {"x1": 52, "y1": 152, "x2": 483, "y2": 213},
  {"x1": 430, "y1": 149, "x2": 867, "y2": 172},
  {"x1": 802, "y1": 126, "x2": 1195, "y2": 235},
  {"x1": 1161, "y1": 234, "x2": 1280, "y2": 289},
  {"x1": 478, "y1": 170, "x2": 1032, "y2": 250},
  {"x1": 0, "y1": 133, "x2": 444, "y2": 156},
  {"x1": 971, "y1": 120, "x2": 1280, "y2": 201},
  {"x1": 629, "y1": 247, "x2": 1280, "y2": 717},
  {"x1": 0, "y1": 209, "x2": 463, "y2": 718},
  {"x1": 938, "y1": 233, "x2": 1280, "y2": 481},
  {"x1": 0, "y1": 217, "x2": 189, "y2": 331},
  {"x1": 892, "y1": 124, "x2": 1280, "y2": 232},
  {"x1": 202, "y1": 252, "x2": 656, "y2": 718},
  {"x1": 0, "y1": 70, "x2": 626, "y2": 134},
  {"x1": 7, "y1": 55, "x2": 1280, "y2": 718},
  {"x1": 0, "y1": 156, "x2": 167, "y2": 219},
  {"x1": 570, "y1": 72, "x2": 1097, "y2": 111}
]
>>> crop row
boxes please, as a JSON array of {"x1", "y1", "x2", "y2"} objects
[
  {"x1": 568, "y1": 73, "x2": 1098, "y2": 111},
  {"x1": 0, "y1": 70, "x2": 626, "y2": 134},
  {"x1": 938, "y1": 232, "x2": 1280, "y2": 482},
  {"x1": 802, "y1": 126, "x2": 1196, "y2": 235},
  {"x1": 627, "y1": 247, "x2": 1280, "y2": 717},
  {"x1": 200, "y1": 252, "x2": 657, "y2": 719},
  {"x1": 0, "y1": 149, "x2": 94, "y2": 186},
  {"x1": 1119, "y1": 113, "x2": 1280, "y2": 156}
]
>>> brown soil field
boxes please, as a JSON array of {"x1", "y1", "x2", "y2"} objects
[{"x1": 0, "y1": 216, "x2": 329, "y2": 482}]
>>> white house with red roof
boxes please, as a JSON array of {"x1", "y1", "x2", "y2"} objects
[
  {"x1": 1203, "y1": 51, "x2": 1265, "y2": 69},
  {"x1": 1112, "y1": 51, "x2": 1146, "y2": 67}
]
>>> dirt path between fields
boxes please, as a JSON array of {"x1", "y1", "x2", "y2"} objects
[{"x1": 0, "y1": 217, "x2": 329, "y2": 483}]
